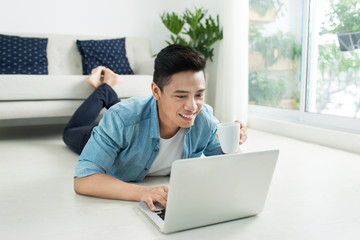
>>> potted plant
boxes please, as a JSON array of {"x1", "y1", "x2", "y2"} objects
[
  {"x1": 315, "y1": 43, "x2": 360, "y2": 111},
  {"x1": 249, "y1": 27, "x2": 301, "y2": 71},
  {"x1": 160, "y1": 7, "x2": 223, "y2": 62},
  {"x1": 249, "y1": 0, "x2": 284, "y2": 23},
  {"x1": 320, "y1": 0, "x2": 360, "y2": 51}
]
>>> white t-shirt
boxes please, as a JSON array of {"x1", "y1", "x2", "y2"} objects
[{"x1": 147, "y1": 128, "x2": 185, "y2": 176}]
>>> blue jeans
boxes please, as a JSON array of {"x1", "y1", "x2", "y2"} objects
[{"x1": 63, "y1": 83, "x2": 120, "y2": 154}]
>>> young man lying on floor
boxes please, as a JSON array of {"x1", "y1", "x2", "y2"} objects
[{"x1": 64, "y1": 44, "x2": 247, "y2": 211}]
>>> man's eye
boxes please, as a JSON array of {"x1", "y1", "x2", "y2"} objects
[
  {"x1": 176, "y1": 96, "x2": 186, "y2": 99},
  {"x1": 196, "y1": 94, "x2": 204, "y2": 98}
]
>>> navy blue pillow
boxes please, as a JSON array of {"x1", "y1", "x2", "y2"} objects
[
  {"x1": 0, "y1": 34, "x2": 48, "y2": 74},
  {"x1": 76, "y1": 37, "x2": 133, "y2": 75}
]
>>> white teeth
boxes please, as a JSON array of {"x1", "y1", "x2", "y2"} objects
[{"x1": 180, "y1": 113, "x2": 194, "y2": 119}]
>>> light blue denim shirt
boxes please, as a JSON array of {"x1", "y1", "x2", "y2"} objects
[{"x1": 74, "y1": 95, "x2": 223, "y2": 182}]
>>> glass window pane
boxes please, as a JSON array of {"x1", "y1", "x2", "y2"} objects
[
  {"x1": 248, "y1": 0, "x2": 303, "y2": 109},
  {"x1": 306, "y1": 0, "x2": 360, "y2": 118}
]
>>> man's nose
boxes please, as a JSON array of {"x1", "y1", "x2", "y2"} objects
[{"x1": 184, "y1": 97, "x2": 197, "y2": 112}]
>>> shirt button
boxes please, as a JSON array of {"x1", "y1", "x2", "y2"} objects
[
  {"x1": 145, "y1": 168, "x2": 148, "y2": 171},
  {"x1": 154, "y1": 148, "x2": 158, "y2": 152}
]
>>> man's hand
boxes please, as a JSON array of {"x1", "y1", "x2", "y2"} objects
[
  {"x1": 234, "y1": 121, "x2": 247, "y2": 153},
  {"x1": 74, "y1": 174, "x2": 168, "y2": 212},
  {"x1": 235, "y1": 120, "x2": 248, "y2": 145},
  {"x1": 140, "y1": 186, "x2": 169, "y2": 212}
]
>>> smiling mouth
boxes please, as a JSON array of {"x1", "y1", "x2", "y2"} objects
[{"x1": 179, "y1": 113, "x2": 196, "y2": 120}]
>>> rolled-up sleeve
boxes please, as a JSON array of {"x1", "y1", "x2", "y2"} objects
[{"x1": 74, "y1": 109, "x2": 124, "y2": 178}]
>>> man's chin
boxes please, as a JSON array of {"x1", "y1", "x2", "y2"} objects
[{"x1": 178, "y1": 120, "x2": 195, "y2": 128}]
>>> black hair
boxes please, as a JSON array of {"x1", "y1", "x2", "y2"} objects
[{"x1": 153, "y1": 44, "x2": 206, "y2": 91}]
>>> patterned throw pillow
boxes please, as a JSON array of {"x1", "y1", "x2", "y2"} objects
[
  {"x1": 0, "y1": 34, "x2": 48, "y2": 74},
  {"x1": 76, "y1": 37, "x2": 134, "y2": 75}
]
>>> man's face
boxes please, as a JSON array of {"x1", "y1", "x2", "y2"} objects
[{"x1": 152, "y1": 70, "x2": 206, "y2": 137}]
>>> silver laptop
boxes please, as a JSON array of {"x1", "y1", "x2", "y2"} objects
[{"x1": 138, "y1": 149, "x2": 279, "y2": 233}]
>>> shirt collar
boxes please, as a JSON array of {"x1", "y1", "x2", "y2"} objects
[{"x1": 150, "y1": 97, "x2": 160, "y2": 139}]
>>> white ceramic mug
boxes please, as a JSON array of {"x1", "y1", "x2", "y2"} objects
[{"x1": 217, "y1": 122, "x2": 240, "y2": 154}]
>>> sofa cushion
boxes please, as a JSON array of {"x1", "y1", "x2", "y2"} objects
[
  {"x1": 0, "y1": 34, "x2": 48, "y2": 74},
  {"x1": 76, "y1": 37, "x2": 134, "y2": 75}
]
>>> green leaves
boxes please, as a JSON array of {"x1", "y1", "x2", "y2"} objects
[
  {"x1": 249, "y1": 71, "x2": 286, "y2": 106},
  {"x1": 161, "y1": 12, "x2": 185, "y2": 35},
  {"x1": 250, "y1": 28, "x2": 301, "y2": 67},
  {"x1": 250, "y1": 0, "x2": 284, "y2": 16},
  {"x1": 321, "y1": 0, "x2": 360, "y2": 34},
  {"x1": 318, "y1": 0, "x2": 360, "y2": 75},
  {"x1": 183, "y1": 8, "x2": 205, "y2": 33},
  {"x1": 160, "y1": 7, "x2": 223, "y2": 62},
  {"x1": 318, "y1": 44, "x2": 360, "y2": 76}
]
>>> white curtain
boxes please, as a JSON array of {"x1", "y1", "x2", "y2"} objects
[{"x1": 214, "y1": 0, "x2": 248, "y2": 124}]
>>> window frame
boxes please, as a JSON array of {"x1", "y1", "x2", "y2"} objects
[{"x1": 248, "y1": 0, "x2": 360, "y2": 135}]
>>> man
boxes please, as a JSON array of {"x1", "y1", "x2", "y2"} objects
[{"x1": 73, "y1": 44, "x2": 247, "y2": 211}]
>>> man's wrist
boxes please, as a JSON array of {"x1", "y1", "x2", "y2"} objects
[{"x1": 132, "y1": 185, "x2": 148, "y2": 202}]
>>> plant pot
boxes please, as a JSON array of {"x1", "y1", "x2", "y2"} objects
[
  {"x1": 337, "y1": 31, "x2": 360, "y2": 52},
  {"x1": 249, "y1": 52, "x2": 297, "y2": 71},
  {"x1": 249, "y1": 52, "x2": 264, "y2": 71},
  {"x1": 249, "y1": 8, "x2": 277, "y2": 23},
  {"x1": 267, "y1": 57, "x2": 297, "y2": 71},
  {"x1": 279, "y1": 98, "x2": 297, "y2": 109}
]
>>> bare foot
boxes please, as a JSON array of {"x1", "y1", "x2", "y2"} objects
[
  {"x1": 87, "y1": 66, "x2": 106, "y2": 88},
  {"x1": 103, "y1": 68, "x2": 122, "y2": 87}
]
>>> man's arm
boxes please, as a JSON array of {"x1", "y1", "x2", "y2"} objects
[{"x1": 74, "y1": 173, "x2": 168, "y2": 212}]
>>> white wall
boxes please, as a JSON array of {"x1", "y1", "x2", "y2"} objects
[
  {"x1": 0, "y1": 0, "x2": 219, "y2": 57},
  {"x1": 0, "y1": 0, "x2": 221, "y2": 105}
]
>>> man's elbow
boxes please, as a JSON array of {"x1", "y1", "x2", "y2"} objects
[
  {"x1": 74, "y1": 177, "x2": 85, "y2": 195},
  {"x1": 73, "y1": 174, "x2": 98, "y2": 195}
]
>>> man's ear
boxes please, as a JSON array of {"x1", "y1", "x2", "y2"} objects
[{"x1": 151, "y1": 82, "x2": 161, "y2": 100}]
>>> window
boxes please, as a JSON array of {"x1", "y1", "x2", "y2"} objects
[
  {"x1": 249, "y1": 0, "x2": 302, "y2": 109},
  {"x1": 248, "y1": 0, "x2": 360, "y2": 133},
  {"x1": 307, "y1": 0, "x2": 360, "y2": 119}
]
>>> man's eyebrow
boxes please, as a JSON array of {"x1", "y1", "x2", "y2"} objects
[{"x1": 173, "y1": 89, "x2": 206, "y2": 93}]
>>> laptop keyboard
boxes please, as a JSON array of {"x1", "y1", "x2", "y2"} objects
[{"x1": 155, "y1": 209, "x2": 166, "y2": 220}]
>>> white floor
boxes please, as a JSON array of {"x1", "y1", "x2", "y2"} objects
[{"x1": 1, "y1": 125, "x2": 360, "y2": 239}]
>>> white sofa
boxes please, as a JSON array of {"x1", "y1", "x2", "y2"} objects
[{"x1": 0, "y1": 33, "x2": 154, "y2": 127}]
